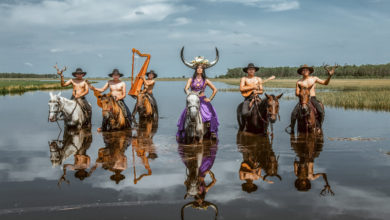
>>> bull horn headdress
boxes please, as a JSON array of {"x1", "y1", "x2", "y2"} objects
[
  {"x1": 181, "y1": 201, "x2": 218, "y2": 220},
  {"x1": 180, "y1": 46, "x2": 219, "y2": 69}
]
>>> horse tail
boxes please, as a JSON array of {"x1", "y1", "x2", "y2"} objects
[{"x1": 237, "y1": 102, "x2": 244, "y2": 131}]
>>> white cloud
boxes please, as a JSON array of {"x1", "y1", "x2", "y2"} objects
[
  {"x1": 24, "y1": 62, "x2": 33, "y2": 66},
  {"x1": 206, "y1": 0, "x2": 300, "y2": 12},
  {"x1": 172, "y1": 17, "x2": 191, "y2": 26},
  {"x1": 0, "y1": 0, "x2": 191, "y2": 27},
  {"x1": 50, "y1": 48, "x2": 64, "y2": 53}
]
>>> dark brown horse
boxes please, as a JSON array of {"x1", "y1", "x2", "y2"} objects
[
  {"x1": 237, "y1": 93, "x2": 283, "y2": 135},
  {"x1": 94, "y1": 91, "x2": 131, "y2": 131},
  {"x1": 296, "y1": 85, "x2": 324, "y2": 134}
]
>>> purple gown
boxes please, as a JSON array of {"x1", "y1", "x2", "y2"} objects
[{"x1": 177, "y1": 78, "x2": 219, "y2": 139}]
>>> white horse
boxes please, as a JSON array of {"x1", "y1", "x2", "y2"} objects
[
  {"x1": 48, "y1": 92, "x2": 90, "y2": 129},
  {"x1": 184, "y1": 91, "x2": 204, "y2": 144}
]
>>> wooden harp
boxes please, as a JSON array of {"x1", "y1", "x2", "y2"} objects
[{"x1": 128, "y1": 48, "x2": 151, "y2": 98}]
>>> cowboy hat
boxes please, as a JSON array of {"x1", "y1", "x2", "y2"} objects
[
  {"x1": 297, "y1": 64, "x2": 314, "y2": 75},
  {"x1": 72, "y1": 68, "x2": 87, "y2": 77},
  {"x1": 108, "y1": 69, "x2": 124, "y2": 77},
  {"x1": 243, "y1": 63, "x2": 259, "y2": 73},
  {"x1": 146, "y1": 70, "x2": 158, "y2": 79}
]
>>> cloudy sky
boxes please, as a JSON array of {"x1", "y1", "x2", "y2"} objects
[{"x1": 0, "y1": 0, "x2": 389, "y2": 77}]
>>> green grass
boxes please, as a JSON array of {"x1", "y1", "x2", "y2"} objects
[
  {"x1": 215, "y1": 78, "x2": 390, "y2": 112},
  {"x1": 0, "y1": 80, "x2": 72, "y2": 95}
]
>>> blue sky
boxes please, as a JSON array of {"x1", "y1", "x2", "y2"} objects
[{"x1": 0, "y1": 0, "x2": 389, "y2": 77}]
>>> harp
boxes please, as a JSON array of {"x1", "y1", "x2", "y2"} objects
[{"x1": 128, "y1": 48, "x2": 151, "y2": 98}]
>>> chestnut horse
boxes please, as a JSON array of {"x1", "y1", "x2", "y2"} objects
[
  {"x1": 134, "y1": 92, "x2": 158, "y2": 122},
  {"x1": 237, "y1": 93, "x2": 283, "y2": 135},
  {"x1": 296, "y1": 85, "x2": 324, "y2": 134},
  {"x1": 94, "y1": 91, "x2": 131, "y2": 131}
]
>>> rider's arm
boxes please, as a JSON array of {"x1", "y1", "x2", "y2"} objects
[
  {"x1": 184, "y1": 78, "x2": 192, "y2": 94},
  {"x1": 239, "y1": 77, "x2": 256, "y2": 92},
  {"x1": 94, "y1": 82, "x2": 109, "y2": 92},
  {"x1": 295, "y1": 81, "x2": 300, "y2": 96},
  {"x1": 143, "y1": 78, "x2": 155, "y2": 87},
  {"x1": 256, "y1": 77, "x2": 264, "y2": 94},
  {"x1": 205, "y1": 171, "x2": 217, "y2": 192},
  {"x1": 315, "y1": 76, "x2": 332, "y2": 86},
  {"x1": 206, "y1": 79, "x2": 218, "y2": 101},
  {"x1": 61, "y1": 76, "x2": 72, "y2": 87}
]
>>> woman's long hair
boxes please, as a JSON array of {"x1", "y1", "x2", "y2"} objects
[{"x1": 192, "y1": 65, "x2": 207, "y2": 80}]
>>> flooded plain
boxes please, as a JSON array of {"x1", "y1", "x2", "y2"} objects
[{"x1": 0, "y1": 81, "x2": 389, "y2": 220}]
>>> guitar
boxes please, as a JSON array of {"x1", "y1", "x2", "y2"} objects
[{"x1": 241, "y1": 76, "x2": 275, "y2": 97}]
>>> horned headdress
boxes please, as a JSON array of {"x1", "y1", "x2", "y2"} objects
[{"x1": 180, "y1": 46, "x2": 219, "y2": 69}]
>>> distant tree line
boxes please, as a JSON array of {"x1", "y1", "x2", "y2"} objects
[
  {"x1": 217, "y1": 63, "x2": 390, "y2": 78},
  {"x1": 0, "y1": 73, "x2": 59, "y2": 78}
]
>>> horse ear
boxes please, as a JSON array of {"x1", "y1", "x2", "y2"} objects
[
  {"x1": 57, "y1": 92, "x2": 62, "y2": 97},
  {"x1": 49, "y1": 92, "x2": 53, "y2": 99},
  {"x1": 276, "y1": 93, "x2": 283, "y2": 99},
  {"x1": 265, "y1": 93, "x2": 271, "y2": 99}
]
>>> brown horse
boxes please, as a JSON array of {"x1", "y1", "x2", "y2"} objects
[
  {"x1": 133, "y1": 92, "x2": 158, "y2": 122},
  {"x1": 296, "y1": 85, "x2": 323, "y2": 134},
  {"x1": 94, "y1": 90, "x2": 130, "y2": 131},
  {"x1": 237, "y1": 93, "x2": 283, "y2": 135}
]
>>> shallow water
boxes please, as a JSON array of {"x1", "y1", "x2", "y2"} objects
[{"x1": 0, "y1": 81, "x2": 390, "y2": 220}]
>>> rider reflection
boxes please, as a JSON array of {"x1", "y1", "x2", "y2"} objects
[
  {"x1": 89, "y1": 131, "x2": 132, "y2": 184},
  {"x1": 237, "y1": 132, "x2": 281, "y2": 193},
  {"x1": 179, "y1": 141, "x2": 218, "y2": 219},
  {"x1": 52, "y1": 128, "x2": 93, "y2": 185},
  {"x1": 290, "y1": 133, "x2": 334, "y2": 195},
  {"x1": 132, "y1": 119, "x2": 158, "y2": 184}
]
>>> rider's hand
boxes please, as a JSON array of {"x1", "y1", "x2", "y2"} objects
[
  {"x1": 204, "y1": 98, "x2": 211, "y2": 102},
  {"x1": 327, "y1": 69, "x2": 335, "y2": 76}
]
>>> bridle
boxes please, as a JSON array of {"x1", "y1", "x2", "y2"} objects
[{"x1": 48, "y1": 97, "x2": 78, "y2": 123}]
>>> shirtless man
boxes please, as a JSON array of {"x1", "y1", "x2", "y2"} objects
[
  {"x1": 91, "y1": 69, "x2": 132, "y2": 131},
  {"x1": 55, "y1": 65, "x2": 92, "y2": 125},
  {"x1": 239, "y1": 63, "x2": 275, "y2": 117},
  {"x1": 134, "y1": 70, "x2": 159, "y2": 117},
  {"x1": 288, "y1": 64, "x2": 337, "y2": 133}
]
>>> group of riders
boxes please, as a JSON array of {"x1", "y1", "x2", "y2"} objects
[{"x1": 53, "y1": 46, "x2": 338, "y2": 137}]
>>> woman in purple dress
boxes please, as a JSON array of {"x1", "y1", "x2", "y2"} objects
[{"x1": 177, "y1": 47, "x2": 220, "y2": 140}]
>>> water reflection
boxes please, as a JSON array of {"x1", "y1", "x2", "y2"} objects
[
  {"x1": 132, "y1": 119, "x2": 158, "y2": 184},
  {"x1": 290, "y1": 133, "x2": 335, "y2": 195},
  {"x1": 48, "y1": 128, "x2": 93, "y2": 185},
  {"x1": 90, "y1": 130, "x2": 132, "y2": 184},
  {"x1": 178, "y1": 141, "x2": 218, "y2": 219},
  {"x1": 237, "y1": 132, "x2": 281, "y2": 193}
]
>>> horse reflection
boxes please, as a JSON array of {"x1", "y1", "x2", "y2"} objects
[
  {"x1": 49, "y1": 128, "x2": 92, "y2": 185},
  {"x1": 290, "y1": 133, "x2": 334, "y2": 195},
  {"x1": 89, "y1": 130, "x2": 132, "y2": 184},
  {"x1": 237, "y1": 132, "x2": 281, "y2": 193},
  {"x1": 179, "y1": 141, "x2": 218, "y2": 220},
  {"x1": 132, "y1": 119, "x2": 158, "y2": 184}
]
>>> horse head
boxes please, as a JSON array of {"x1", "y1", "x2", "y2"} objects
[
  {"x1": 186, "y1": 91, "x2": 201, "y2": 122},
  {"x1": 299, "y1": 85, "x2": 313, "y2": 115},
  {"x1": 48, "y1": 92, "x2": 63, "y2": 122},
  {"x1": 264, "y1": 93, "x2": 283, "y2": 123}
]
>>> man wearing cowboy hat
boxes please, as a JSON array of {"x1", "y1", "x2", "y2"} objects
[
  {"x1": 57, "y1": 67, "x2": 92, "y2": 125},
  {"x1": 288, "y1": 64, "x2": 336, "y2": 133},
  {"x1": 91, "y1": 69, "x2": 132, "y2": 130},
  {"x1": 240, "y1": 63, "x2": 275, "y2": 117}
]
